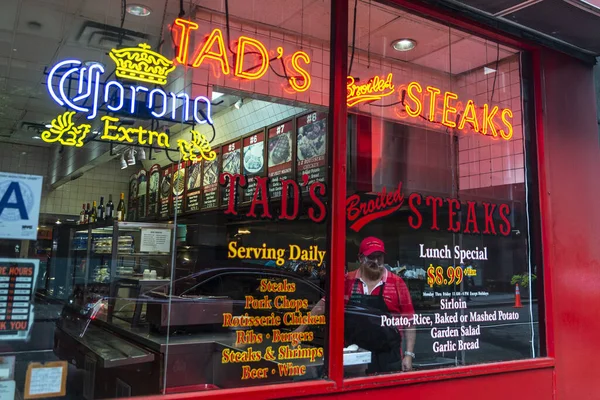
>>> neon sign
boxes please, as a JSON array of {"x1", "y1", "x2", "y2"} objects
[
  {"x1": 41, "y1": 111, "x2": 91, "y2": 147},
  {"x1": 347, "y1": 182, "x2": 512, "y2": 236},
  {"x1": 172, "y1": 18, "x2": 312, "y2": 92},
  {"x1": 46, "y1": 43, "x2": 213, "y2": 124},
  {"x1": 109, "y1": 43, "x2": 176, "y2": 85},
  {"x1": 177, "y1": 130, "x2": 217, "y2": 162},
  {"x1": 403, "y1": 81, "x2": 513, "y2": 140},
  {"x1": 347, "y1": 73, "x2": 395, "y2": 107}
]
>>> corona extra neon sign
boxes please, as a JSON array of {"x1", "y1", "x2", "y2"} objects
[
  {"x1": 41, "y1": 112, "x2": 215, "y2": 162},
  {"x1": 172, "y1": 18, "x2": 312, "y2": 92},
  {"x1": 46, "y1": 43, "x2": 212, "y2": 124}
]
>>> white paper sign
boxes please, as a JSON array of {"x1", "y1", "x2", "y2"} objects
[
  {"x1": 140, "y1": 229, "x2": 172, "y2": 253},
  {"x1": 28, "y1": 367, "x2": 63, "y2": 396},
  {"x1": 0, "y1": 173, "x2": 43, "y2": 240},
  {"x1": 0, "y1": 380, "x2": 15, "y2": 400}
]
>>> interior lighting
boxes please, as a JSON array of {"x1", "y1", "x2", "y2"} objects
[
  {"x1": 234, "y1": 98, "x2": 243, "y2": 109},
  {"x1": 391, "y1": 38, "x2": 417, "y2": 52},
  {"x1": 137, "y1": 148, "x2": 146, "y2": 160},
  {"x1": 120, "y1": 152, "x2": 128, "y2": 169},
  {"x1": 32, "y1": 136, "x2": 41, "y2": 140},
  {"x1": 211, "y1": 91, "x2": 224, "y2": 101},
  {"x1": 126, "y1": 149, "x2": 136, "y2": 165},
  {"x1": 126, "y1": 4, "x2": 152, "y2": 16}
]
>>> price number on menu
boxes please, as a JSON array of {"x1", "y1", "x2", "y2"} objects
[
  {"x1": 307, "y1": 113, "x2": 317, "y2": 124},
  {"x1": 427, "y1": 265, "x2": 468, "y2": 288},
  {"x1": 249, "y1": 135, "x2": 258, "y2": 144}
]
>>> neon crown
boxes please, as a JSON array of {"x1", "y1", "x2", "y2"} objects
[{"x1": 109, "y1": 43, "x2": 176, "y2": 85}]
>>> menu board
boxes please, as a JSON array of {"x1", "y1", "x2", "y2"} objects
[
  {"x1": 242, "y1": 130, "x2": 266, "y2": 202},
  {"x1": 185, "y1": 161, "x2": 202, "y2": 213},
  {"x1": 159, "y1": 165, "x2": 172, "y2": 218},
  {"x1": 221, "y1": 140, "x2": 242, "y2": 207},
  {"x1": 267, "y1": 120, "x2": 294, "y2": 199},
  {"x1": 147, "y1": 164, "x2": 161, "y2": 217},
  {"x1": 172, "y1": 162, "x2": 186, "y2": 216},
  {"x1": 137, "y1": 169, "x2": 147, "y2": 219},
  {"x1": 127, "y1": 173, "x2": 137, "y2": 221},
  {"x1": 0, "y1": 259, "x2": 38, "y2": 341},
  {"x1": 201, "y1": 149, "x2": 220, "y2": 210},
  {"x1": 297, "y1": 112, "x2": 327, "y2": 191}
]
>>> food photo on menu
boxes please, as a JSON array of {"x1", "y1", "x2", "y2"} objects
[
  {"x1": 244, "y1": 141, "x2": 264, "y2": 175},
  {"x1": 298, "y1": 118, "x2": 326, "y2": 161},
  {"x1": 222, "y1": 148, "x2": 241, "y2": 175},
  {"x1": 173, "y1": 169, "x2": 185, "y2": 196},
  {"x1": 203, "y1": 158, "x2": 219, "y2": 186},
  {"x1": 268, "y1": 132, "x2": 292, "y2": 167},
  {"x1": 187, "y1": 162, "x2": 202, "y2": 190}
]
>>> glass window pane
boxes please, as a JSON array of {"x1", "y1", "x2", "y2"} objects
[
  {"x1": 344, "y1": 0, "x2": 540, "y2": 377},
  {"x1": 0, "y1": 0, "x2": 332, "y2": 397}
]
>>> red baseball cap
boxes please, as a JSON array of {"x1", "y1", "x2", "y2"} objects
[{"x1": 359, "y1": 237, "x2": 385, "y2": 256}]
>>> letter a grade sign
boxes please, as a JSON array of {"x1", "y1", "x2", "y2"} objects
[{"x1": 0, "y1": 173, "x2": 43, "y2": 241}]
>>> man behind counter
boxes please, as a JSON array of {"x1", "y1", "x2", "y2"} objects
[{"x1": 296, "y1": 237, "x2": 416, "y2": 373}]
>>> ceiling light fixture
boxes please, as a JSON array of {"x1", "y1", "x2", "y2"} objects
[
  {"x1": 120, "y1": 152, "x2": 128, "y2": 169},
  {"x1": 32, "y1": 136, "x2": 41, "y2": 140},
  {"x1": 137, "y1": 148, "x2": 146, "y2": 160},
  {"x1": 45, "y1": 123, "x2": 52, "y2": 128},
  {"x1": 391, "y1": 38, "x2": 417, "y2": 52},
  {"x1": 212, "y1": 91, "x2": 224, "y2": 101},
  {"x1": 126, "y1": 149, "x2": 136, "y2": 165},
  {"x1": 126, "y1": 4, "x2": 152, "y2": 16},
  {"x1": 234, "y1": 98, "x2": 243, "y2": 110}
]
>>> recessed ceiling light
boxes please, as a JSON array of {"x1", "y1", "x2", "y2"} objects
[
  {"x1": 391, "y1": 38, "x2": 417, "y2": 52},
  {"x1": 45, "y1": 123, "x2": 52, "y2": 128},
  {"x1": 212, "y1": 91, "x2": 224, "y2": 101},
  {"x1": 32, "y1": 136, "x2": 41, "y2": 140},
  {"x1": 126, "y1": 4, "x2": 152, "y2": 16}
]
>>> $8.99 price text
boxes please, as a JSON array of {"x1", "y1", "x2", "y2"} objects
[{"x1": 426, "y1": 264, "x2": 477, "y2": 288}]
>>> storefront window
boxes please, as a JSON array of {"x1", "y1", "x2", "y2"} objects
[
  {"x1": 343, "y1": 0, "x2": 540, "y2": 376},
  {"x1": 0, "y1": 0, "x2": 331, "y2": 397}
]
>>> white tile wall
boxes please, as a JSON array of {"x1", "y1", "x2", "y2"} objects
[
  {"x1": 147, "y1": 99, "x2": 307, "y2": 167},
  {"x1": 41, "y1": 159, "x2": 132, "y2": 216},
  {"x1": 0, "y1": 143, "x2": 131, "y2": 216}
]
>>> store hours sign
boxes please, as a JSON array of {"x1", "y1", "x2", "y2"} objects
[{"x1": 0, "y1": 173, "x2": 43, "y2": 241}]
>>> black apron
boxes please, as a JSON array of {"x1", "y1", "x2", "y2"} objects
[{"x1": 348, "y1": 279, "x2": 403, "y2": 373}]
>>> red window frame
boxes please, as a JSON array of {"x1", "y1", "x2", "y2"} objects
[{"x1": 134, "y1": 0, "x2": 555, "y2": 398}]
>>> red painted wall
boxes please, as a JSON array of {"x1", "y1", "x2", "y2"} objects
[
  {"x1": 293, "y1": 368, "x2": 554, "y2": 399},
  {"x1": 537, "y1": 49, "x2": 600, "y2": 400}
]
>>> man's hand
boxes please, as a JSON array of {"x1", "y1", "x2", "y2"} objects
[{"x1": 402, "y1": 355, "x2": 413, "y2": 371}]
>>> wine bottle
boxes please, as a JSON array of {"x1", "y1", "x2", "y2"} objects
[
  {"x1": 116, "y1": 193, "x2": 126, "y2": 222},
  {"x1": 79, "y1": 203, "x2": 86, "y2": 225},
  {"x1": 90, "y1": 201, "x2": 97, "y2": 223},
  {"x1": 84, "y1": 203, "x2": 90, "y2": 224},
  {"x1": 106, "y1": 195, "x2": 114, "y2": 220},
  {"x1": 98, "y1": 196, "x2": 105, "y2": 221}
]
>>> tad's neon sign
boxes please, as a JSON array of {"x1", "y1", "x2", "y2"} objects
[{"x1": 172, "y1": 18, "x2": 312, "y2": 93}]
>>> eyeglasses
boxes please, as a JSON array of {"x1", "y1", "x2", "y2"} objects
[{"x1": 364, "y1": 252, "x2": 384, "y2": 261}]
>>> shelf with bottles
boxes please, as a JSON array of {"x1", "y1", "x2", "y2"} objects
[{"x1": 77, "y1": 192, "x2": 126, "y2": 226}]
